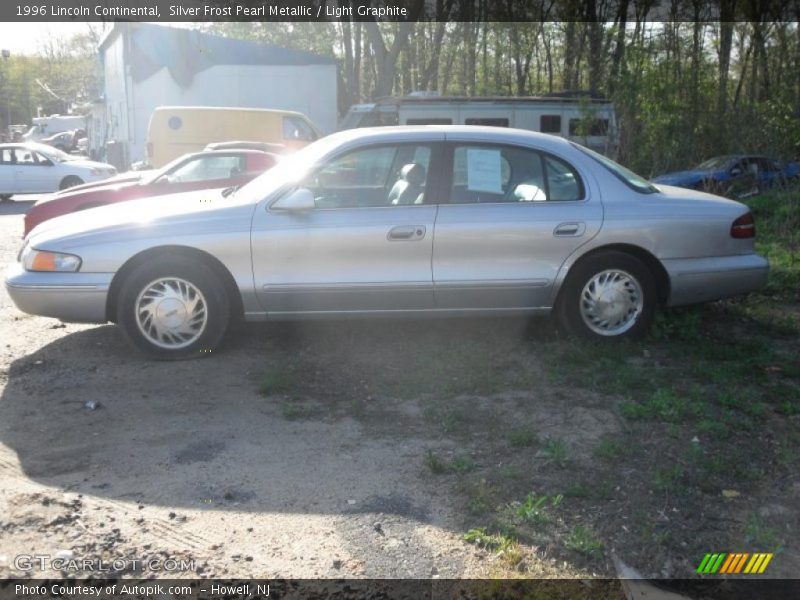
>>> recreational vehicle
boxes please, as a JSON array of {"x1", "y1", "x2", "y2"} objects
[{"x1": 340, "y1": 94, "x2": 618, "y2": 156}]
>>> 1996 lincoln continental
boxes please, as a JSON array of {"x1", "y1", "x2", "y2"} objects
[{"x1": 5, "y1": 127, "x2": 768, "y2": 359}]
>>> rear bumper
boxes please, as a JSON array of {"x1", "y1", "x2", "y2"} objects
[
  {"x1": 663, "y1": 254, "x2": 769, "y2": 307},
  {"x1": 4, "y1": 262, "x2": 112, "y2": 323}
]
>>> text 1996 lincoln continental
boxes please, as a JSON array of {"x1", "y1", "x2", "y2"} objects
[{"x1": 5, "y1": 127, "x2": 768, "y2": 358}]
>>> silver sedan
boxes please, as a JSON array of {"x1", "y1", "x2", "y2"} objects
[{"x1": 5, "y1": 126, "x2": 769, "y2": 359}]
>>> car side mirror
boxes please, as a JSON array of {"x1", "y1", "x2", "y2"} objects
[
  {"x1": 730, "y1": 167, "x2": 742, "y2": 176},
  {"x1": 272, "y1": 187, "x2": 315, "y2": 211}
]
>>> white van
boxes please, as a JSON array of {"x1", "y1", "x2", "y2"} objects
[{"x1": 340, "y1": 93, "x2": 618, "y2": 157}]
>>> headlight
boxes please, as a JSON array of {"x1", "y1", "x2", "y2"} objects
[{"x1": 22, "y1": 248, "x2": 82, "y2": 272}]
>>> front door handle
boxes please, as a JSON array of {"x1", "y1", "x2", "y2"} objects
[
  {"x1": 388, "y1": 225, "x2": 426, "y2": 241},
  {"x1": 553, "y1": 222, "x2": 586, "y2": 237}
]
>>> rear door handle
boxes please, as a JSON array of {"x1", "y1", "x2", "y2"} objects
[
  {"x1": 388, "y1": 225, "x2": 426, "y2": 241},
  {"x1": 553, "y1": 222, "x2": 586, "y2": 237}
]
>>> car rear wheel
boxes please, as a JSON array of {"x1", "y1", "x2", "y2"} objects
[
  {"x1": 557, "y1": 251, "x2": 656, "y2": 340},
  {"x1": 59, "y1": 175, "x2": 84, "y2": 190},
  {"x1": 117, "y1": 258, "x2": 230, "y2": 359}
]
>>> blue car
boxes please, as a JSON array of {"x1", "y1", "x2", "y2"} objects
[{"x1": 652, "y1": 155, "x2": 800, "y2": 197}]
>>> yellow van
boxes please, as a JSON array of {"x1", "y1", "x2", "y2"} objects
[{"x1": 145, "y1": 106, "x2": 322, "y2": 168}]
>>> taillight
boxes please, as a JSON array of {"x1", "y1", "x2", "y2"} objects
[{"x1": 731, "y1": 212, "x2": 756, "y2": 239}]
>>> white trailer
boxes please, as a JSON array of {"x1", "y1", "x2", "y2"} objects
[
  {"x1": 22, "y1": 114, "x2": 86, "y2": 141},
  {"x1": 340, "y1": 94, "x2": 618, "y2": 157}
]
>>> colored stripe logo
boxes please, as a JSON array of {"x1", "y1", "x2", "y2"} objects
[{"x1": 697, "y1": 553, "x2": 773, "y2": 574}]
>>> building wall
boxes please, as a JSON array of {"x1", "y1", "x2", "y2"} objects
[
  {"x1": 122, "y1": 63, "x2": 337, "y2": 164},
  {"x1": 100, "y1": 33, "x2": 130, "y2": 163}
]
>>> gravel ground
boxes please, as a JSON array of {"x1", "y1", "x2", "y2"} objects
[{"x1": 0, "y1": 198, "x2": 489, "y2": 579}]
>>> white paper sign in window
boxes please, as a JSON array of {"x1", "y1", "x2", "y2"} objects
[{"x1": 466, "y1": 148, "x2": 503, "y2": 193}]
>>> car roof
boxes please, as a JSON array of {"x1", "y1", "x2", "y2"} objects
[
  {"x1": 181, "y1": 149, "x2": 275, "y2": 159},
  {"x1": 326, "y1": 125, "x2": 574, "y2": 151}
]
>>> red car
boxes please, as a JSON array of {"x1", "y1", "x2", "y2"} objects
[{"x1": 24, "y1": 149, "x2": 277, "y2": 237}]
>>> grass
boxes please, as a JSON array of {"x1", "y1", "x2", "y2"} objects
[
  {"x1": 652, "y1": 466, "x2": 685, "y2": 495},
  {"x1": 516, "y1": 492, "x2": 563, "y2": 524},
  {"x1": 424, "y1": 449, "x2": 476, "y2": 474},
  {"x1": 566, "y1": 525, "x2": 604, "y2": 557},
  {"x1": 744, "y1": 515, "x2": 783, "y2": 551},
  {"x1": 593, "y1": 439, "x2": 629, "y2": 461},
  {"x1": 540, "y1": 438, "x2": 569, "y2": 467},
  {"x1": 249, "y1": 189, "x2": 800, "y2": 577},
  {"x1": 259, "y1": 367, "x2": 298, "y2": 396},
  {"x1": 507, "y1": 427, "x2": 538, "y2": 448}
]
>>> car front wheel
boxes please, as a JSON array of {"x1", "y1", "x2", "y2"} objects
[
  {"x1": 59, "y1": 175, "x2": 83, "y2": 190},
  {"x1": 557, "y1": 251, "x2": 656, "y2": 340},
  {"x1": 117, "y1": 258, "x2": 230, "y2": 359}
]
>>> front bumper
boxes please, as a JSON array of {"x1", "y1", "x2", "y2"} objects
[
  {"x1": 4, "y1": 262, "x2": 113, "y2": 323},
  {"x1": 663, "y1": 253, "x2": 769, "y2": 307}
]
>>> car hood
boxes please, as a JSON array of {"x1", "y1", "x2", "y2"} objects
[
  {"x1": 651, "y1": 170, "x2": 710, "y2": 185},
  {"x1": 40, "y1": 181, "x2": 141, "y2": 205},
  {"x1": 26, "y1": 188, "x2": 255, "y2": 250},
  {"x1": 59, "y1": 158, "x2": 116, "y2": 171}
]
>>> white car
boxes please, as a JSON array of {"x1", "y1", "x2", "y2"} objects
[{"x1": 0, "y1": 142, "x2": 117, "y2": 200}]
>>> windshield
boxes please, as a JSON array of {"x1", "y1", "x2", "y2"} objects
[
  {"x1": 696, "y1": 156, "x2": 735, "y2": 171},
  {"x1": 141, "y1": 153, "x2": 200, "y2": 185},
  {"x1": 29, "y1": 142, "x2": 73, "y2": 162},
  {"x1": 571, "y1": 143, "x2": 658, "y2": 194},
  {"x1": 233, "y1": 134, "x2": 348, "y2": 204}
]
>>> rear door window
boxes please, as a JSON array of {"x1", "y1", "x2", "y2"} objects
[{"x1": 448, "y1": 144, "x2": 584, "y2": 204}]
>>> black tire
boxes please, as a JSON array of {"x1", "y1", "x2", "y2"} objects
[
  {"x1": 116, "y1": 257, "x2": 230, "y2": 359},
  {"x1": 556, "y1": 251, "x2": 656, "y2": 340},
  {"x1": 59, "y1": 175, "x2": 84, "y2": 190}
]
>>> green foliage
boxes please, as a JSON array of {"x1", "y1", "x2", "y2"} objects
[
  {"x1": 540, "y1": 438, "x2": 569, "y2": 466},
  {"x1": 516, "y1": 492, "x2": 563, "y2": 524},
  {"x1": 507, "y1": 427, "x2": 538, "y2": 448},
  {"x1": 649, "y1": 308, "x2": 703, "y2": 342},
  {"x1": 566, "y1": 525, "x2": 604, "y2": 557}
]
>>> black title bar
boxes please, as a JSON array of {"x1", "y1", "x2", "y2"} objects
[{"x1": 2, "y1": 0, "x2": 798, "y2": 23}]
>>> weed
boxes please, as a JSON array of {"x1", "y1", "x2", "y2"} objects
[
  {"x1": 620, "y1": 387, "x2": 704, "y2": 423},
  {"x1": 463, "y1": 527, "x2": 517, "y2": 553},
  {"x1": 451, "y1": 455, "x2": 477, "y2": 473},
  {"x1": 649, "y1": 307, "x2": 703, "y2": 342},
  {"x1": 697, "y1": 419, "x2": 731, "y2": 440},
  {"x1": 541, "y1": 438, "x2": 568, "y2": 466},
  {"x1": 424, "y1": 449, "x2": 448, "y2": 474},
  {"x1": 507, "y1": 427, "x2": 538, "y2": 448},
  {"x1": 259, "y1": 367, "x2": 297, "y2": 395},
  {"x1": 593, "y1": 439, "x2": 627, "y2": 461},
  {"x1": 744, "y1": 515, "x2": 782, "y2": 551},
  {"x1": 652, "y1": 466, "x2": 684, "y2": 495},
  {"x1": 566, "y1": 525, "x2": 603, "y2": 557},
  {"x1": 424, "y1": 450, "x2": 476, "y2": 475},
  {"x1": 516, "y1": 492, "x2": 563, "y2": 524}
]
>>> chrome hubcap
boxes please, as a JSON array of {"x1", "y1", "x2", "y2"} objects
[
  {"x1": 579, "y1": 269, "x2": 643, "y2": 336},
  {"x1": 135, "y1": 277, "x2": 207, "y2": 349}
]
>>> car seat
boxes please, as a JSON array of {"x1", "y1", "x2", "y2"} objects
[{"x1": 388, "y1": 163, "x2": 426, "y2": 205}]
